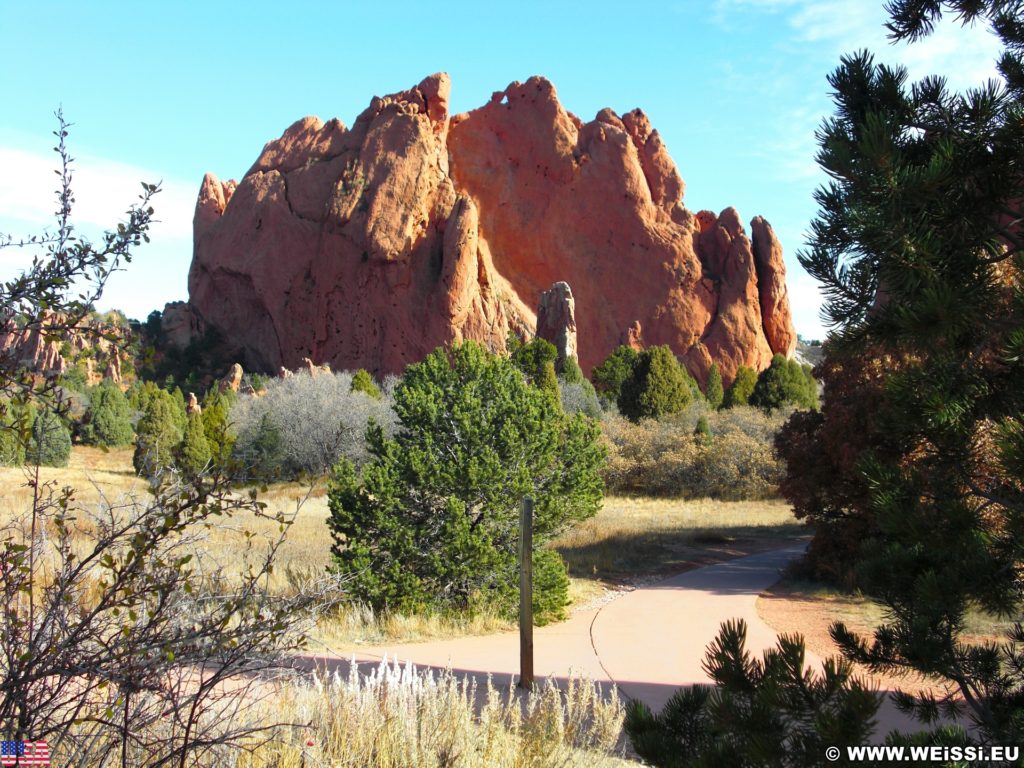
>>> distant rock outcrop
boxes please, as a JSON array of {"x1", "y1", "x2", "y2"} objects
[
  {"x1": 536, "y1": 282, "x2": 578, "y2": 373},
  {"x1": 0, "y1": 311, "x2": 129, "y2": 384},
  {"x1": 185, "y1": 73, "x2": 797, "y2": 385},
  {"x1": 219, "y1": 363, "x2": 244, "y2": 393},
  {"x1": 161, "y1": 301, "x2": 204, "y2": 350}
]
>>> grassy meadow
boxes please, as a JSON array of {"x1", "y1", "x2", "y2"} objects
[
  {"x1": 1, "y1": 446, "x2": 806, "y2": 766},
  {"x1": 0, "y1": 446, "x2": 807, "y2": 648}
]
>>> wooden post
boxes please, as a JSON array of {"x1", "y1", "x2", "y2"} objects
[{"x1": 519, "y1": 496, "x2": 534, "y2": 690}]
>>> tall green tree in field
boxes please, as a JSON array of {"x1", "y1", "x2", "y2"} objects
[
  {"x1": 200, "y1": 386, "x2": 235, "y2": 463},
  {"x1": 327, "y1": 342, "x2": 605, "y2": 621},
  {"x1": 750, "y1": 354, "x2": 818, "y2": 412},
  {"x1": 723, "y1": 365, "x2": 757, "y2": 408},
  {"x1": 177, "y1": 411, "x2": 212, "y2": 474},
  {"x1": 81, "y1": 380, "x2": 134, "y2": 447},
  {"x1": 618, "y1": 346, "x2": 693, "y2": 421},
  {"x1": 27, "y1": 410, "x2": 71, "y2": 468},
  {"x1": 704, "y1": 363, "x2": 724, "y2": 410},
  {"x1": 133, "y1": 390, "x2": 184, "y2": 476},
  {"x1": 591, "y1": 345, "x2": 639, "y2": 404},
  {"x1": 782, "y1": 0, "x2": 1024, "y2": 745},
  {"x1": 509, "y1": 336, "x2": 560, "y2": 400}
]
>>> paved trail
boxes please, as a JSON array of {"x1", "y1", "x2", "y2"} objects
[{"x1": 307, "y1": 545, "x2": 812, "y2": 714}]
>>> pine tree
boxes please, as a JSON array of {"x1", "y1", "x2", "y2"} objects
[
  {"x1": 559, "y1": 356, "x2": 585, "y2": 385},
  {"x1": 783, "y1": 0, "x2": 1024, "y2": 744},
  {"x1": 591, "y1": 345, "x2": 639, "y2": 402},
  {"x1": 178, "y1": 411, "x2": 212, "y2": 474},
  {"x1": 723, "y1": 365, "x2": 757, "y2": 408},
  {"x1": 510, "y1": 337, "x2": 560, "y2": 400},
  {"x1": 133, "y1": 390, "x2": 184, "y2": 477},
  {"x1": 200, "y1": 386, "x2": 235, "y2": 462},
  {"x1": 618, "y1": 346, "x2": 692, "y2": 421},
  {"x1": 625, "y1": 620, "x2": 879, "y2": 766},
  {"x1": 82, "y1": 380, "x2": 134, "y2": 447},
  {"x1": 27, "y1": 410, "x2": 71, "y2": 468},
  {"x1": 705, "y1": 363, "x2": 724, "y2": 410},
  {"x1": 169, "y1": 387, "x2": 187, "y2": 435},
  {"x1": 693, "y1": 415, "x2": 712, "y2": 444},
  {"x1": 328, "y1": 341, "x2": 605, "y2": 620},
  {"x1": 749, "y1": 354, "x2": 819, "y2": 412}
]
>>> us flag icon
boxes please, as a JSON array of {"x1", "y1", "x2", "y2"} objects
[{"x1": 0, "y1": 741, "x2": 50, "y2": 766}]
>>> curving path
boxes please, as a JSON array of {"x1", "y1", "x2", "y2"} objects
[
  {"x1": 304, "y1": 545, "x2": 813, "y2": 714},
  {"x1": 589, "y1": 544, "x2": 814, "y2": 711}
]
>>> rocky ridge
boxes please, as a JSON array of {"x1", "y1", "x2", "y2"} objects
[
  {"x1": 184, "y1": 73, "x2": 796, "y2": 385},
  {"x1": 1, "y1": 311, "x2": 130, "y2": 385}
]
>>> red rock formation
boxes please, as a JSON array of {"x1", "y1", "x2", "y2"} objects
[
  {"x1": 161, "y1": 301, "x2": 204, "y2": 350},
  {"x1": 536, "y1": 282, "x2": 578, "y2": 372},
  {"x1": 186, "y1": 74, "x2": 797, "y2": 386},
  {"x1": 623, "y1": 321, "x2": 645, "y2": 351},
  {"x1": 0, "y1": 311, "x2": 128, "y2": 384},
  {"x1": 751, "y1": 216, "x2": 797, "y2": 357},
  {"x1": 219, "y1": 363, "x2": 243, "y2": 393}
]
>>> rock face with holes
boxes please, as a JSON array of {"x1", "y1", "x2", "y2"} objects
[{"x1": 186, "y1": 73, "x2": 796, "y2": 385}]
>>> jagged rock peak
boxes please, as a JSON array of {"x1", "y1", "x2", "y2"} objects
[
  {"x1": 184, "y1": 74, "x2": 796, "y2": 386},
  {"x1": 536, "y1": 282, "x2": 578, "y2": 373}
]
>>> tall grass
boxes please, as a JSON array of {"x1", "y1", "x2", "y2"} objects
[{"x1": 235, "y1": 657, "x2": 626, "y2": 768}]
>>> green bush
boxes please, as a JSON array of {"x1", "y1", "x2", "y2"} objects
[
  {"x1": 532, "y1": 548, "x2": 571, "y2": 626},
  {"x1": 560, "y1": 357, "x2": 585, "y2": 385},
  {"x1": 178, "y1": 411, "x2": 212, "y2": 473},
  {"x1": 28, "y1": 410, "x2": 72, "y2": 468},
  {"x1": 591, "y1": 345, "x2": 639, "y2": 403},
  {"x1": 81, "y1": 380, "x2": 134, "y2": 447},
  {"x1": 704, "y1": 363, "x2": 724, "y2": 410},
  {"x1": 510, "y1": 336, "x2": 560, "y2": 398},
  {"x1": 618, "y1": 346, "x2": 693, "y2": 421},
  {"x1": 350, "y1": 369, "x2": 381, "y2": 399},
  {"x1": 57, "y1": 365, "x2": 88, "y2": 393},
  {"x1": 328, "y1": 341, "x2": 606, "y2": 617},
  {"x1": 723, "y1": 365, "x2": 757, "y2": 408},
  {"x1": 239, "y1": 413, "x2": 286, "y2": 481},
  {"x1": 750, "y1": 354, "x2": 819, "y2": 412},
  {"x1": 169, "y1": 387, "x2": 188, "y2": 434},
  {"x1": 694, "y1": 415, "x2": 711, "y2": 443},
  {"x1": 133, "y1": 390, "x2": 184, "y2": 476},
  {"x1": 200, "y1": 386, "x2": 235, "y2": 462}
]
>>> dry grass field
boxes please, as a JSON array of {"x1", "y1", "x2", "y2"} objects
[
  {"x1": 1, "y1": 447, "x2": 807, "y2": 650},
  {"x1": 2, "y1": 446, "x2": 810, "y2": 765}
]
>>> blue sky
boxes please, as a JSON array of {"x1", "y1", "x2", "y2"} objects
[{"x1": 0, "y1": 1, "x2": 1002, "y2": 339}]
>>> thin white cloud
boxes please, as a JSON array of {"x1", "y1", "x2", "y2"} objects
[
  {"x1": 717, "y1": 0, "x2": 1001, "y2": 90},
  {"x1": 0, "y1": 143, "x2": 197, "y2": 320},
  {"x1": 0, "y1": 145, "x2": 196, "y2": 243}
]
